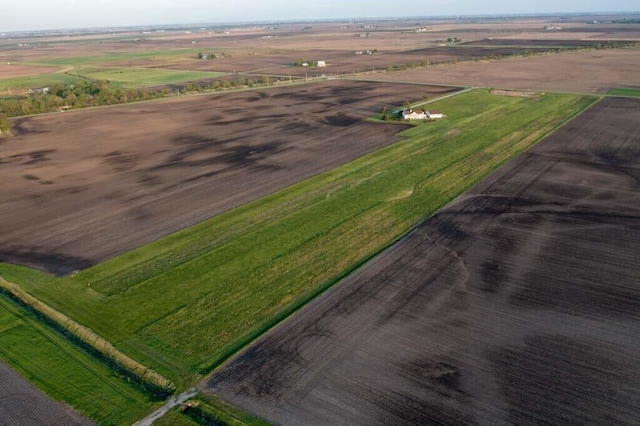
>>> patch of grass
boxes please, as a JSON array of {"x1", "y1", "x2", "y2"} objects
[
  {"x1": 70, "y1": 67, "x2": 226, "y2": 87},
  {"x1": 179, "y1": 395, "x2": 270, "y2": 426},
  {"x1": 1, "y1": 90, "x2": 597, "y2": 391},
  {"x1": 0, "y1": 72, "x2": 83, "y2": 91},
  {"x1": 607, "y1": 88, "x2": 640, "y2": 97},
  {"x1": 0, "y1": 277, "x2": 174, "y2": 392},
  {"x1": 153, "y1": 410, "x2": 202, "y2": 426},
  {"x1": 0, "y1": 292, "x2": 156, "y2": 425},
  {"x1": 29, "y1": 49, "x2": 204, "y2": 67}
]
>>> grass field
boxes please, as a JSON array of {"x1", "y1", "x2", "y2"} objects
[
  {"x1": 24, "y1": 49, "x2": 204, "y2": 67},
  {"x1": 0, "y1": 291, "x2": 156, "y2": 424},
  {"x1": 0, "y1": 72, "x2": 82, "y2": 92},
  {"x1": 0, "y1": 90, "x2": 597, "y2": 390},
  {"x1": 70, "y1": 66, "x2": 226, "y2": 87},
  {"x1": 608, "y1": 87, "x2": 640, "y2": 97}
]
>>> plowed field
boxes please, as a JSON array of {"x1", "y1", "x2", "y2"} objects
[
  {"x1": 0, "y1": 80, "x2": 454, "y2": 274},
  {"x1": 361, "y1": 47, "x2": 640, "y2": 94},
  {"x1": 205, "y1": 97, "x2": 640, "y2": 425},
  {"x1": 0, "y1": 361, "x2": 93, "y2": 426}
]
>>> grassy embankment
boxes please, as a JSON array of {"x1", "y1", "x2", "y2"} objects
[
  {"x1": 608, "y1": 88, "x2": 640, "y2": 97},
  {"x1": 0, "y1": 290, "x2": 157, "y2": 424},
  {"x1": 0, "y1": 90, "x2": 598, "y2": 395}
]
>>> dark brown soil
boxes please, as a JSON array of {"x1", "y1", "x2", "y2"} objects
[
  {"x1": 0, "y1": 80, "x2": 455, "y2": 275},
  {"x1": 461, "y1": 39, "x2": 634, "y2": 47},
  {"x1": 204, "y1": 97, "x2": 640, "y2": 425},
  {"x1": 0, "y1": 360, "x2": 93, "y2": 426}
]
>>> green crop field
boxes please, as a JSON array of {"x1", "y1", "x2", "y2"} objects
[
  {"x1": 70, "y1": 66, "x2": 226, "y2": 87},
  {"x1": 608, "y1": 87, "x2": 640, "y2": 97},
  {"x1": 0, "y1": 90, "x2": 597, "y2": 394},
  {"x1": 0, "y1": 291, "x2": 157, "y2": 424}
]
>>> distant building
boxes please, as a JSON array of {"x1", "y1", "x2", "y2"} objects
[
  {"x1": 426, "y1": 110, "x2": 444, "y2": 119},
  {"x1": 402, "y1": 109, "x2": 427, "y2": 120},
  {"x1": 317, "y1": 60, "x2": 326, "y2": 67}
]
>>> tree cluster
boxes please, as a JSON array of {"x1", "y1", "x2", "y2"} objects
[
  {"x1": 295, "y1": 59, "x2": 318, "y2": 67},
  {"x1": 0, "y1": 80, "x2": 166, "y2": 117},
  {"x1": 196, "y1": 52, "x2": 230, "y2": 59},
  {"x1": 0, "y1": 75, "x2": 278, "y2": 120}
]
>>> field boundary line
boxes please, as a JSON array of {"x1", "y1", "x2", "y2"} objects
[{"x1": 0, "y1": 276, "x2": 174, "y2": 392}]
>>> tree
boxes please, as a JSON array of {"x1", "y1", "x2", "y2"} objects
[{"x1": 0, "y1": 114, "x2": 9, "y2": 135}]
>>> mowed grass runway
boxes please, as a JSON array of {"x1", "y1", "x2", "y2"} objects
[{"x1": 0, "y1": 90, "x2": 596, "y2": 390}]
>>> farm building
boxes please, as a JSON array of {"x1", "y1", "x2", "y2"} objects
[
  {"x1": 317, "y1": 61, "x2": 326, "y2": 67},
  {"x1": 426, "y1": 110, "x2": 444, "y2": 119},
  {"x1": 402, "y1": 109, "x2": 428, "y2": 120}
]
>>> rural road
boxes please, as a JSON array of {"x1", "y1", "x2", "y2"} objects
[{"x1": 132, "y1": 388, "x2": 198, "y2": 426}]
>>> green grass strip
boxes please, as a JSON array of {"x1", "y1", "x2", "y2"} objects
[{"x1": 607, "y1": 88, "x2": 640, "y2": 97}]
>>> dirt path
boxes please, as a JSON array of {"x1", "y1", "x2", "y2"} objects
[{"x1": 133, "y1": 388, "x2": 198, "y2": 426}]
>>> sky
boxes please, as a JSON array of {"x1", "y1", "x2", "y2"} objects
[{"x1": 3, "y1": 0, "x2": 638, "y2": 32}]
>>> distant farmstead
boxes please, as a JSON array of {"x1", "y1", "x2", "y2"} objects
[{"x1": 427, "y1": 110, "x2": 444, "y2": 119}]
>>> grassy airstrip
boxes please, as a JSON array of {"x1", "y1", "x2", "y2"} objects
[{"x1": 0, "y1": 89, "x2": 597, "y2": 421}]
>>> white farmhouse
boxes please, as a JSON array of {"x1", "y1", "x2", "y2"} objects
[
  {"x1": 426, "y1": 110, "x2": 444, "y2": 119},
  {"x1": 317, "y1": 60, "x2": 326, "y2": 67},
  {"x1": 402, "y1": 109, "x2": 428, "y2": 120}
]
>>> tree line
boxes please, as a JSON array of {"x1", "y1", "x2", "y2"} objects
[{"x1": 0, "y1": 76, "x2": 276, "y2": 120}]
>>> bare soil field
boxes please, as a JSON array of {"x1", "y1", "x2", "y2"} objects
[
  {"x1": 0, "y1": 360, "x2": 93, "y2": 426},
  {"x1": 205, "y1": 97, "x2": 640, "y2": 425},
  {"x1": 461, "y1": 38, "x2": 634, "y2": 46},
  {"x1": 361, "y1": 47, "x2": 640, "y2": 93},
  {"x1": 320, "y1": 46, "x2": 558, "y2": 74},
  {"x1": 0, "y1": 63, "x2": 62, "y2": 79},
  {"x1": 175, "y1": 46, "x2": 562, "y2": 79},
  {"x1": 0, "y1": 80, "x2": 455, "y2": 275},
  {"x1": 99, "y1": 45, "x2": 565, "y2": 78}
]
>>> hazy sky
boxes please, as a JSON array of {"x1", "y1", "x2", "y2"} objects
[{"x1": 3, "y1": 0, "x2": 638, "y2": 32}]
